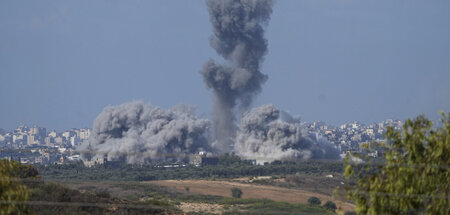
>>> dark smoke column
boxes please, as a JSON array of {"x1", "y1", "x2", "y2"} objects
[{"x1": 201, "y1": 0, "x2": 274, "y2": 152}]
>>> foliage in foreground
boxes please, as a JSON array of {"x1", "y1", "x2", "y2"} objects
[
  {"x1": 343, "y1": 113, "x2": 450, "y2": 214},
  {"x1": 29, "y1": 182, "x2": 173, "y2": 215},
  {"x1": 0, "y1": 160, "x2": 178, "y2": 215},
  {"x1": 0, "y1": 160, "x2": 40, "y2": 214}
]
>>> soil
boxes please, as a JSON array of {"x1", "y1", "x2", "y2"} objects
[{"x1": 147, "y1": 179, "x2": 355, "y2": 212}]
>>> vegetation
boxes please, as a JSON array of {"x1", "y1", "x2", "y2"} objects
[
  {"x1": 0, "y1": 160, "x2": 36, "y2": 214},
  {"x1": 37, "y1": 157, "x2": 343, "y2": 182},
  {"x1": 0, "y1": 153, "x2": 345, "y2": 214},
  {"x1": 231, "y1": 187, "x2": 243, "y2": 198},
  {"x1": 323, "y1": 200, "x2": 337, "y2": 212},
  {"x1": 343, "y1": 113, "x2": 450, "y2": 214},
  {"x1": 103, "y1": 181, "x2": 337, "y2": 214},
  {"x1": 0, "y1": 159, "x2": 178, "y2": 215},
  {"x1": 242, "y1": 200, "x2": 335, "y2": 215},
  {"x1": 28, "y1": 182, "x2": 171, "y2": 215},
  {"x1": 308, "y1": 196, "x2": 321, "y2": 205},
  {"x1": 176, "y1": 194, "x2": 335, "y2": 214}
]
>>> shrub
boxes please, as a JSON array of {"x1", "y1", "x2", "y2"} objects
[
  {"x1": 324, "y1": 201, "x2": 337, "y2": 211},
  {"x1": 0, "y1": 160, "x2": 33, "y2": 214},
  {"x1": 95, "y1": 189, "x2": 110, "y2": 198},
  {"x1": 307, "y1": 196, "x2": 321, "y2": 205},
  {"x1": 231, "y1": 187, "x2": 243, "y2": 198},
  {"x1": 344, "y1": 211, "x2": 357, "y2": 215},
  {"x1": 343, "y1": 114, "x2": 450, "y2": 214}
]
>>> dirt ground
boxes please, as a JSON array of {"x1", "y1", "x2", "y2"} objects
[
  {"x1": 147, "y1": 179, "x2": 355, "y2": 212},
  {"x1": 178, "y1": 202, "x2": 223, "y2": 214}
]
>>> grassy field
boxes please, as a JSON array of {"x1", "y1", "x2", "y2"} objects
[
  {"x1": 148, "y1": 178, "x2": 354, "y2": 213},
  {"x1": 64, "y1": 175, "x2": 355, "y2": 214},
  {"x1": 39, "y1": 159, "x2": 353, "y2": 214}
]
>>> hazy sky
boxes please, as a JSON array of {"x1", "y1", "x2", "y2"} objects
[{"x1": 1, "y1": 0, "x2": 449, "y2": 131}]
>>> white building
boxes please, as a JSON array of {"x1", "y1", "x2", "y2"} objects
[
  {"x1": 79, "y1": 129, "x2": 90, "y2": 140},
  {"x1": 70, "y1": 136, "x2": 80, "y2": 146},
  {"x1": 48, "y1": 131, "x2": 57, "y2": 138},
  {"x1": 30, "y1": 126, "x2": 46, "y2": 139},
  {"x1": 27, "y1": 135, "x2": 35, "y2": 145},
  {"x1": 365, "y1": 129, "x2": 374, "y2": 135}
]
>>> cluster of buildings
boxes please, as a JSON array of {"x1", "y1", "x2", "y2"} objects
[
  {"x1": 0, "y1": 118, "x2": 404, "y2": 165},
  {"x1": 83, "y1": 151, "x2": 221, "y2": 168},
  {"x1": 303, "y1": 118, "x2": 403, "y2": 157},
  {"x1": 0, "y1": 125, "x2": 90, "y2": 164}
]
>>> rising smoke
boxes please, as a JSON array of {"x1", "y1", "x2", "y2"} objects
[
  {"x1": 80, "y1": 102, "x2": 340, "y2": 164},
  {"x1": 80, "y1": 0, "x2": 342, "y2": 164},
  {"x1": 79, "y1": 101, "x2": 211, "y2": 164},
  {"x1": 201, "y1": 0, "x2": 274, "y2": 152},
  {"x1": 235, "y1": 104, "x2": 340, "y2": 164}
]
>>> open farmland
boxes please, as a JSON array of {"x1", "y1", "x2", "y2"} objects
[{"x1": 148, "y1": 179, "x2": 355, "y2": 212}]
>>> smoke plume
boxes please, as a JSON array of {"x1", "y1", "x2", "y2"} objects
[
  {"x1": 79, "y1": 1, "x2": 343, "y2": 164},
  {"x1": 235, "y1": 104, "x2": 340, "y2": 164},
  {"x1": 201, "y1": 0, "x2": 274, "y2": 152},
  {"x1": 79, "y1": 101, "x2": 211, "y2": 164}
]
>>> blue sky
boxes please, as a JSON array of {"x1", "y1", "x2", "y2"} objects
[{"x1": 1, "y1": 0, "x2": 449, "y2": 131}]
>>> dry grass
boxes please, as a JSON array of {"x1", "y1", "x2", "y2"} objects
[
  {"x1": 178, "y1": 202, "x2": 223, "y2": 214},
  {"x1": 147, "y1": 179, "x2": 355, "y2": 212}
]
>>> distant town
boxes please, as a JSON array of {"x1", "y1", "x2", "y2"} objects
[
  {"x1": 302, "y1": 119, "x2": 403, "y2": 154},
  {"x1": 0, "y1": 119, "x2": 404, "y2": 166}
]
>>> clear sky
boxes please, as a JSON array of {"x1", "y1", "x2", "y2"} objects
[{"x1": 1, "y1": 0, "x2": 449, "y2": 131}]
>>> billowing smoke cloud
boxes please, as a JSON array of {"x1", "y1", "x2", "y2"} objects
[
  {"x1": 235, "y1": 104, "x2": 340, "y2": 164},
  {"x1": 201, "y1": 0, "x2": 274, "y2": 152},
  {"x1": 79, "y1": 1, "x2": 342, "y2": 164},
  {"x1": 79, "y1": 101, "x2": 211, "y2": 164}
]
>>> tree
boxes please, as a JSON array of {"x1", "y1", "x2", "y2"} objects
[
  {"x1": 231, "y1": 187, "x2": 243, "y2": 198},
  {"x1": 323, "y1": 201, "x2": 337, "y2": 211},
  {"x1": 343, "y1": 113, "x2": 450, "y2": 214},
  {"x1": 0, "y1": 159, "x2": 35, "y2": 214},
  {"x1": 307, "y1": 196, "x2": 321, "y2": 205}
]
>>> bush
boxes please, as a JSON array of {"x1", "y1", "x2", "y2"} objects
[
  {"x1": 307, "y1": 196, "x2": 321, "y2": 205},
  {"x1": 343, "y1": 114, "x2": 450, "y2": 214},
  {"x1": 231, "y1": 187, "x2": 243, "y2": 198},
  {"x1": 95, "y1": 189, "x2": 110, "y2": 198},
  {"x1": 0, "y1": 160, "x2": 35, "y2": 214},
  {"x1": 344, "y1": 211, "x2": 357, "y2": 215},
  {"x1": 323, "y1": 201, "x2": 337, "y2": 211}
]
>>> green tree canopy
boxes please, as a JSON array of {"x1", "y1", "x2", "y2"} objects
[
  {"x1": 231, "y1": 187, "x2": 243, "y2": 198},
  {"x1": 323, "y1": 200, "x2": 337, "y2": 211},
  {"x1": 0, "y1": 159, "x2": 39, "y2": 214},
  {"x1": 343, "y1": 113, "x2": 450, "y2": 214},
  {"x1": 307, "y1": 196, "x2": 321, "y2": 205}
]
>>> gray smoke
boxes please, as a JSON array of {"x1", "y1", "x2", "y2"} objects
[
  {"x1": 78, "y1": 101, "x2": 211, "y2": 164},
  {"x1": 78, "y1": 1, "x2": 342, "y2": 164},
  {"x1": 201, "y1": 0, "x2": 274, "y2": 152},
  {"x1": 235, "y1": 104, "x2": 340, "y2": 164}
]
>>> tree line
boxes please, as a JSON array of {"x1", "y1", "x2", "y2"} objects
[{"x1": 36, "y1": 156, "x2": 344, "y2": 182}]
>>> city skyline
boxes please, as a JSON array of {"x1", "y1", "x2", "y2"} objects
[
  {"x1": 0, "y1": 116, "x2": 411, "y2": 133},
  {"x1": 0, "y1": 113, "x2": 404, "y2": 166},
  {"x1": 1, "y1": 0, "x2": 449, "y2": 131}
]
